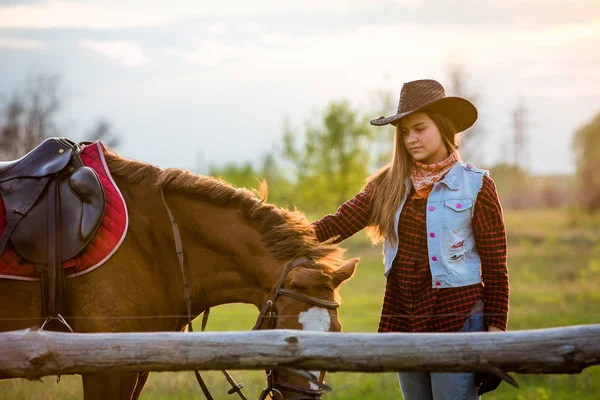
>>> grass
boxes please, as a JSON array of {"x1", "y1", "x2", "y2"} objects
[{"x1": 1, "y1": 208, "x2": 599, "y2": 399}]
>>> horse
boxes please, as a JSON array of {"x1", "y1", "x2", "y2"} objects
[{"x1": 0, "y1": 144, "x2": 357, "y2": 400}]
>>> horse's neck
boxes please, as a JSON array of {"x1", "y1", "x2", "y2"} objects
[{"x1": 164, "y1": 191, "x2": 281, "y2": 312}]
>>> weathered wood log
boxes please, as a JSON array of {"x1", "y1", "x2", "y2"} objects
[{"x1": 0, "y1": 325, "x2": 598, "y2": 378}]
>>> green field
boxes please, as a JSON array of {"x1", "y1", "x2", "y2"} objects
[{"x1": 1, "y1": 208, "x2": 599, "y2": 399}]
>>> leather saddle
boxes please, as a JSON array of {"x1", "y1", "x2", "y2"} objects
[{"x1": 0, "y1": 137, "x2": 106, "y2": 318}]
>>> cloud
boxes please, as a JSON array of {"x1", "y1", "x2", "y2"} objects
[
  {"x1": 528, "y1": 84, "x2": 600, "y2": 98},
  {"x1": 207, "y1": 22, "x2": 228, "y2": 35},
  {"x1": 521, "y1": 21, "x2": 600, "y2": 47},
  {"x1": 165, "y1": 39, "x2": 254, "y2": 67},
  {"x1": 79, "y1": 40, "x2": 150, "y2": 67},
  {"x1": 0, "y1": 2, "x2": 174, "y2": 29},
  {"x1": 166, "y1": 20, "x2": 600, "y2": 71},
  {"x1": 241, "y1": 23, "x2": 261, "y2": 34},
  {"x1": 0, "y1": 0, "x2": 422, "y2": 29},
  {"x1": 519, "y1": 64, "x2": 559, "y2": 79},
  {"x1": 159, "y1": 18, "x2": 600, "y2": 107},
  {"x1": 0, "y1": 36, "x2": 44, "y2": 49}
]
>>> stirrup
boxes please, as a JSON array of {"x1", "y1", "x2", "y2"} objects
[
  {"x1": 40, "y1": 314, "x2": 74, "y2": 333},
  {"x1": 40, "y1": 314, "x2": 74, "y2": 384}
]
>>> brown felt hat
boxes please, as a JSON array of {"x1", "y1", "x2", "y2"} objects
[{"x1": 370, "y1": 79, "x2": 478, "y2": 132}]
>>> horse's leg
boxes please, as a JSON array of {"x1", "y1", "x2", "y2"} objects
[
  {"x1": 131, "y1": 371, "x2": 151, "y2": 400},
  {"x1": 82, "y1": 372, "x2": 139, "y2": 400}
]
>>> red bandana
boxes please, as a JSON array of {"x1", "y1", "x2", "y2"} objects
[{"x1": 410, "y1": 150, "x2": 460, "y2": 199}]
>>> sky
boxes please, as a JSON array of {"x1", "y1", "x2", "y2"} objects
[{"x1": 0, "y1": 0, "x2": 599, "y2": 175}]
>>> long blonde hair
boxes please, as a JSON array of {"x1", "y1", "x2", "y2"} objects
[{"x1": 365, "y1": 112, "x2": 459, "y2": 244}]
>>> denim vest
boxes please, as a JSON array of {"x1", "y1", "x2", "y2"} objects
[{"x1": 382, "y1": 161, "x2": 487, "y2": 289}]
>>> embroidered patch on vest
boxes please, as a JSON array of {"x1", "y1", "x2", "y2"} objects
[{"x1": 451, "y1": 240, "x2": 465, "y2": 250}]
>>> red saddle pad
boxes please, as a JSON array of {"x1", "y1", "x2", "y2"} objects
[{"x1": 0, "y1": 141, "x2": 128, "y2": 280}]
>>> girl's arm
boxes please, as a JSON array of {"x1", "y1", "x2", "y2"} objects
[
  {"x1": 311, "y1": 184, "x2": 373, "y2": 243},
  {"x1": 472, "y1": 175, "x2": 510, "y2": 331}
]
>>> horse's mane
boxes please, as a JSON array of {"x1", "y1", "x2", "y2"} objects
[{"x1": 103, "y1": 150, "x2": 344, "y2": 277}]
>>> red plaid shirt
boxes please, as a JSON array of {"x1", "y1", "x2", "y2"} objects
[{"x1": 312, "y1": 175, "x2": 509, "y2": 332}]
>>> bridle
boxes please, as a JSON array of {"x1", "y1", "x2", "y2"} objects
[
  {"x1": 161, "y1": 190, "x2": 340, "y2": 400},
  {"x1": 254, "y1": 256, "x2": 340, "y2": 400}
]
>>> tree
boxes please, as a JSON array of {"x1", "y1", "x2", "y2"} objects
[
  {"x1": 208, "y1": 153, "x2": 295, "y2": 209},
  {"x1": 209, "y1": 162, "x2": 261, "y2": 191},
  {"x1": 487, "y1": 163, "x2": 530, "y2": 209},
  {"x1": 572, "y1": 111, "x2": 600, "y2": 212},
  {"x1": 282, "y1": 100, "x2": 372, "y2": 212},
  {"x1": 258, "y1": 153, "x2": 295, "y2": 208},
  {"x1": 510, "y1": 98, "x2": 530, "y2": 170},
  {"x1": 445, "y1": 60, "x2": 485, "y2": 164},
  {"x1": 368, "y1": 87, "x2": 396, "y2": 169},
  {"x1": 0, "y1": 74, "x2": 122, "y2": 160},
  {"x1": 86, "y1": 119, "x2": 121, "y2": 149},
  {"x1": 0, "y1": 95, "x2": 24, "y2": 159},
  {"x1": 0, "y1": 74, "x2": 61, "y2": 159}
]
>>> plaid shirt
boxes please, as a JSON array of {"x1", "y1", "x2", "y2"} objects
[{"x1": 312, "y1": 174, "x2": 509, "y2": 332}]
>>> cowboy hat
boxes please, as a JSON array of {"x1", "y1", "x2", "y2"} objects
[{"x1": 370, "y1": 79, "x2": 478, "y2": 132}]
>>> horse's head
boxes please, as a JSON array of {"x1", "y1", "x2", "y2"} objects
[{"x1": 255, "y1": 256, "x2": 358, "y2": 399}]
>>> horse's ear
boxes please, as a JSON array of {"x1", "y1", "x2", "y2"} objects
[
  {"x1": 286, "y1": 267, "x2": 329, "y2": 288},
  {"x1": 332, "y1": 258, "x2": 358, "y2": 288}
]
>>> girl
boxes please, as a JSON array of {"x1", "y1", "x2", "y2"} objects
[{"x1": 311, "y1": 79, "x2": 509, "y2": 399}]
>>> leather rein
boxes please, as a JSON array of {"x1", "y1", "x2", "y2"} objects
[{"x1": 161, "y1": 189, "x2": 339, "y2": 400}]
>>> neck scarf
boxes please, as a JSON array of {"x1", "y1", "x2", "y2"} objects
[{"x1": 410, "y1": 150, "x2": 460, "y2": 199}]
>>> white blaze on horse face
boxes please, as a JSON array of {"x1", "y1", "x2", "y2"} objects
[
  {"x1": 298, "y1": 306, "x2": 331, "y2": 332},
  {"x1": 298, "y1": 307, "x2": 331, "y2": 389}
]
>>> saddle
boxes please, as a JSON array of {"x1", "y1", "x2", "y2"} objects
[{"x1": 0, "y1": 137, "x2": 106, "y2": 319}]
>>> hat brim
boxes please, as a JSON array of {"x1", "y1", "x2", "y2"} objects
[{"x1": 369, "y1": 96, "x2": 478, "y2": 133}]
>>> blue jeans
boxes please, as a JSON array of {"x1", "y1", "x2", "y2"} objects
[{"x1": 397, "y1": 312, "x2": 485, "y2": 400}]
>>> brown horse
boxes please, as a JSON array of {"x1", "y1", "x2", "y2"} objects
[{"x1": 0, "y1": 147, "x2": 357, "y2": 400}]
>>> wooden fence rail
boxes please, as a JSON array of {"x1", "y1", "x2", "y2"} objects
[{"x1": 0, "y1": 325, "x2": 599, "y2": 379}]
